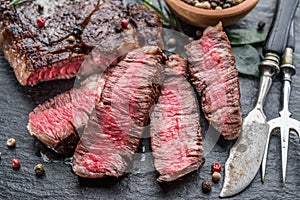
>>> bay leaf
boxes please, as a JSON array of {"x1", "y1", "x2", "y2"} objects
[
  {"x1": 232, "y1": 45, "x2": 261, "y2": 77},
  {"x1": 226, "y1": 29, "x2": 267, "y2": 45}
]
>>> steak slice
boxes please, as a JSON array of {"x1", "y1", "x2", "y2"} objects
[
  {"x1": 185, "y1": 22, "x2": 242, "y2": 140},
  {"x1": 150, "y1": 54, "x2": 204, "y2": 182},
  {"x1": 27, "y1": 74, "x2": 102, "y2": 155},
  {"x1": 72, "y1": 46, "x2": 165, "y2": 178},
  {"x1": 0, "y1": 0, "x2": 162, "y2": 85}
]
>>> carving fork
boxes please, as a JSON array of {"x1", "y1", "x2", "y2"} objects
[{"x1": 261, "y1": 22, "x2": 300, "y2": 184}]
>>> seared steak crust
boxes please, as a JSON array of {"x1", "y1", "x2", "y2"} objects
[
  {"x1": 0, "y1": 0, "x2": 162, "y2": 85},
  {"x1": 151, "y1": 55, "x2": 204, "y2": 182},
  {"x1": 185, "y1": 22, "x2": 242, "y2": 140},
  {"x1": 72, "y1": 46, "x2": 165, "y2": 178}
]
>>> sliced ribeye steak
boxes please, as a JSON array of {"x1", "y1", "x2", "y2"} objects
[
  {"x1": 0, "y1": 0, "x2": 162, "y2": 85},
  {"x1": 72, "y1": 46, "x2": 165, "y2": 178},
  {"x1": 185, "y1": 22, "x2": 242, "y2": 140},
  {"x1": 151, "y1": 54, "x2": 204, "y2": 182},
  {"x1": 27, "y1": 74, "x2": 102, "y2": 155}
]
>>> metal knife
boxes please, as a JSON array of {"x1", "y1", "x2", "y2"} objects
[{"x1": 220, "y1": 0, "x2": 299, "y2": 197}]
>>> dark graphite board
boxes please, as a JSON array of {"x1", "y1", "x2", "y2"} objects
[{"x1": 0, "y1": 0, "x2": 300, "y2": 199}]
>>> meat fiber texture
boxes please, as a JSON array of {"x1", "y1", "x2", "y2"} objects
[
  {"x1": 72, "y1": 46, "x2": 165, "y2": 178},
  {"x1": 151, "y1": 54, "x2": 204, "y2": 182},
  {"x1": 185, "y1": 22, "x2": 242, "y2": 140},
  {"x1": 0, "y1": 0, "x2": 163, "y2": 85},
  {"x1": 27, "y1": 74, "x2": 102, "y2": 155}
]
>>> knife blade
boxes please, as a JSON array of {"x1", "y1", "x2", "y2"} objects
[{"x1": 220, "y1": 0, "x2": 299, "y2": 197}]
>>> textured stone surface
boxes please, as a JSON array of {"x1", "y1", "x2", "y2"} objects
[{"x1": 0, "y1": 0, "x2": 300, "y2": 199}]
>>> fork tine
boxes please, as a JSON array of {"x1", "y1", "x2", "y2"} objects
[
  {"x1": 262, "y1": 121, "x2": 277, "y2": 183},
  {"x1": 281, "y1": 126, "x2": 290, "y2": 185}
]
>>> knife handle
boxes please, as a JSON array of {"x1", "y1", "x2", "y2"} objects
[{"x1": 263, "y1": 0, "x2": 299, "y2": 56}]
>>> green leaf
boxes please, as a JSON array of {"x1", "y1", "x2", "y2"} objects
[
  {"x1": 8, "y1": 0, "x2": 22, "y2": 7},
  {"x1": 226, "y1": 29, "x2": 267, "y2": 45},
  {"x1": 232, "y1": 45, "x2": 261, "y2": 77}
]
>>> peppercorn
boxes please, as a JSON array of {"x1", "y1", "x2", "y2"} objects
[
  {"x1": 168, "y1": 38, "x2": 177, "y2": 47},
  {"x1": 37, "y1": 17, "x2": 45, "y2": 27},
  {"x1": 202, "y1": 180, "x2": 212, "y2": 193},
  {"x1": 195, "y1": 30, "x2": 202, "y2": 37},
  {"x1": 34, "y1": 163, "x2": 45, "y2": 176},
  {"x1": 0, "y1": 152, "x2": 2, "y2": 159},
  {"x1": 223, "y1": 3, "x2": 231, "y2": 9},
  {"x1": 212, "y1": 171, "x2": 222, "y2": 182},
  {"x1": 121, "y1": 19, "x2": 129, "y2": 29},
  {"x1": 257, "y1": 21, "x2": 266, "y2": 31},
  {"x1": 12, "y1": 158, "x2": 21, "y2": 170},
  {"x1": 7, "y1": 138, "x2": 16, "y2": 147},
  {"x1": 67, "y1": 35, "x2": 76, "y2": 43},
  {"x1": 72, "y1": 27, "x2": 83, "y2": 38},
  {"x1": 211, "y1": 162, "x2": 222, "y2": 173}
]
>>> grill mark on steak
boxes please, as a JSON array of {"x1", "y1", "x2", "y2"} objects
[
  {"x1": 72, "y1": 46, "x2": 165, "y2": 178},
  {"x1": 150, "y1": 54, "x2": 204, "y2": 182},
  {"x1": 0, "y1": 0, "x2": 163, "y2": 85},
  {"x1": 185, "y1": 22, "x2": 242, "y2": 140}
]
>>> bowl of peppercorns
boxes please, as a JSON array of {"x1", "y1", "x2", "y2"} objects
[{"x1": 165, "y1": 0, "x2": 259, "y2": 28}]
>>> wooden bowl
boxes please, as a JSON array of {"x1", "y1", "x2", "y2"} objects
[{"x1": 165, "y1": 0, "x2": 259, "y2": 28}]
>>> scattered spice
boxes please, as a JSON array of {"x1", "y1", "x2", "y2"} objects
[
  {"x1": 212, "y1": 171, "x2": 222, "y2": 182},
  {"x1": 257, "y1": 21, "x2": 266, "y2": 31},
  {"x1": 6, "y1": 138, "x2": 16, "y2": 147},
  {"x1": 168, "y1": 38, "x2": 177, "y2": 47},
  {"x1": 12, "y1": 158, "x2": 21, "y2": 170},
  {"x1": 181, "y1": 0, "x2": 245, "y2": 10},
  {"x1": 72, "y1": 27, "x2": 83, "y2": 38},
  {"x1": 67, "y1": 35, "x2": 76, "y2": 43},
  {"x1": 195, "y1": 30, "x2": 202, "y2": 37},
  {"x1": 34, "y1": 163, "x2": 46, "y2": 176},
  {"x1": 121, "y1": 19, "x2": 129, "y2": 29},
  {"x1": 202, "y1": 180, "x2": 212, "y2": 193},
  {"x1": 211, "y1": 162, "x2": 222, "y2": 173},
  {"x1": 37, "y1": 17, "x2": 45, "y2": 27}
]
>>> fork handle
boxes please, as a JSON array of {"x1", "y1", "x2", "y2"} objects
[{"x1": 263, "y1": 0, "x2": 299, "y2": 56}]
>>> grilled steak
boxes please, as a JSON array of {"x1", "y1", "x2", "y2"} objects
[
  {"x1": 150, "y1": 54, "x2": 204, "y2": 182},
  {"x1": 0, "y1": 0, "x2": 162, "y2": 85},
  {"x1": 27, "y1": 74, "x2": 101, "y2": 155},
  {"x1": 72, "y1": 46, "x2": 165, "y2": 178},
  {"x1": 185, "y1": 22, "x2": 242, "y2": 140}
]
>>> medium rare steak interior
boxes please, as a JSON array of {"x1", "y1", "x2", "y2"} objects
[
  {"x1": 72, "y1": 46, "x2": 165, "y2": 178},
  {"x1": 151, "y1": 54, "x2": 204, "y2": 182},
  {"x1": 0, "y1": 0, "x2": 162, "y2": 85},
  {"x1": 27, "y1": 74, "x2": 101, "y2": 155},
  {"x1": 185, "y1": 22, "x2": 242, "y2": 140}
]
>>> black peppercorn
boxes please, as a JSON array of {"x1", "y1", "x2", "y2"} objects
[
  {"x1": 72, "y1": 28, "x2": 83, "y2": 38},
  {"x1": 202, "y1": 180, "x2": 213, "y2": 193},
  {"x1": 258, "y1": 21, "x2": 266, "y2": 31},
  {"x1": 114, "y1": 24, "x2": 123, "y2": 33}
]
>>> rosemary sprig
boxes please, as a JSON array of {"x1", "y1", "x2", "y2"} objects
[
  {"x1": 8, "y1": 0, "x2": 22, "y2": 7},
  {"x1": 142, "y1": 0, "x2": 182, "y2": 32}
]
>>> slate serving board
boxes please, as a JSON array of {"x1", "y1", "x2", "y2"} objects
[{"x1": 0, "y1": 0, "x2": 300, "y2": 199}]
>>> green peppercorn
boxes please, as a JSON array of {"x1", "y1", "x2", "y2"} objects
[
  {"x1": 34, "y1": 163, "x2": 45, "y2": 176},
  {"x1": 202, "y1": 180, "x2": 212, "y2": 193}
]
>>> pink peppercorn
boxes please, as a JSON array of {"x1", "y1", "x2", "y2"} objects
[{"x1": 37, "y1": 17, "x2": 45, "y2": 27}]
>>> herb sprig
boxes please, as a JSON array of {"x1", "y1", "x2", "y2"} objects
[
  {"x1": 142, "y1": 0, "x2": 182, "y2": 32},
  {"x1": 8, "y1": 0, "x2": 22, "y2": 7}
]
